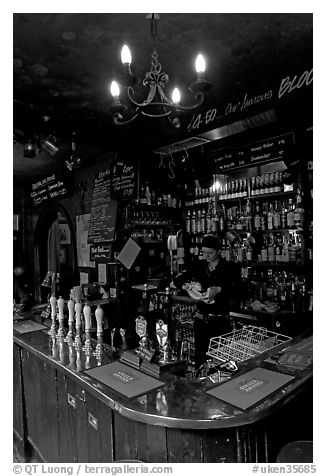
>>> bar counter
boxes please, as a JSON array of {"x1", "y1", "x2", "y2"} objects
[{"x1": 13, "y1": 321, "x2": 313, "y2": 463}]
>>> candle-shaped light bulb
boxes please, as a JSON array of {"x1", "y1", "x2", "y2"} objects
[
  {"x1": 172, "y1": 88, "x2": 181, "y2": 105},
  {"x1": 110, "y1": 81, "x2": 120, "y2": 99},
  {"x1": 195, "y1": 54, "x2": 206, "y2": 74},
  {"x1": 121, "y1": 44, "x2": 132, "y2": 65},
  {"x1": 83, "y1": 303, "x2": 92, "y2": 332}
]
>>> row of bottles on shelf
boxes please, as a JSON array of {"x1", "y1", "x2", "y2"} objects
[
  {"x1": 137, "y1": 182, "x2": 180, "y2": 208},
  {"x1": 188, "y1": 231, "x2": 305, "y2": 264},
  {"x1": 184, "y1": 171, "x2": 289, "y2": 206},
  {"x1": 219, "y1": 171, "x2": 287, "y2": 200},
  {"x1": 240, "y1": 267, "x2": 313, "y2": 313},
  {"x1": 185, "y1": 192, "x2": 304, "y2": 235}
]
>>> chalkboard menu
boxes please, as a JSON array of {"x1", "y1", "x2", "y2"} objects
[
  {"x1": 215, "y1": 132, "x2": 295, "y2": 172},
  {"x1": 30, "y1": 173, "x2": 71, "y2": 206},
  {"x1": 111, "y1": 163, "x2": 136, "y2": 200},
  {"x1": 90, "y1": 243, "x2": 113, "y2": 260},
  {"x1": 87, "y1": 168, "x2": 117, "y2": 244}
]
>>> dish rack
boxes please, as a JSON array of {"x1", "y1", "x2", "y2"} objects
[{"x1": 207, "y1": 325, "x2": 291, "y2": 364}]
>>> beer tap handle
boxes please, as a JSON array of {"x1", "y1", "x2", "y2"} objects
[
  {"x1": 68, "y1": 298, "x2": 75, "y2": 324},
  {"x1": 75, "y1": 301, "x2": 83, "y2": 327},
  {"x1": 83, "y1": 303, "x2": 92, "y2": 332},
  {"x1": 50, "y1": 294, "x2": 57, "y2": 319},
  {"x1": 95, "y1": 305, "x2": 104, "y2": 335}
]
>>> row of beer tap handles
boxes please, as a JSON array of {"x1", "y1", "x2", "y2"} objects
[{"x1": 49, "y1": 294, "x2": 104, "y2": 338}]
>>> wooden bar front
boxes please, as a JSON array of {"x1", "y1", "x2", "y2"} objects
[{"x1": 13, "y1": 327, "x2": 312, "y2": 463}]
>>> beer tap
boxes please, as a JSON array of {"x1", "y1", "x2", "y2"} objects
[
  {"x1": 82, "y1": 303, "x2": 92, "y2": 368},
  {"x1": 57, "y1": 296, "x2": 65, "y2": 339},
  {"x1": 120, "y1": 328, "x2": 127, "y2": 351},
  {"x1": 93, "y1": 304, "x2": 104, "y2": 365},
  {"x1": 48, "y1": 294, "x2": 57, "y2": 338},
  {"x1": 73, "y1": 301, "x2": 83, "y2": 370},
  {"x1": 64, "y1": 297, "x2": 75, "y2": 344}
]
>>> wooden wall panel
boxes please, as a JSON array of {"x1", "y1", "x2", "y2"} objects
[
  {"x1": 135, "y1": 421, "x2": 168, "y2": 463},
  {"x1": 202, "y1": 427, "x2": 240, "y2": 463},
  {"x1": 13, "y1": 345, "x2": 25, "y2": 443},
  {"x1": 166, "y1": 428, "x2": 202, "y2": 463},
  {"x1": 56, "y1": 372, "x2": 78, "y2": 463},
  {"x1": 113, "y1": 413, "x2": 138, "y2": 461},
  {"x1": 84, "y1": 390, "x2": 114, "y2": 463}
]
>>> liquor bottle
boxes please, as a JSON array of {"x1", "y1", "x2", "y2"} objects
[
  {"x1": 139, "y1": 185, "x2": 147, "y2": 205},
  {"x1": 246, "y1": 240, "x2": 253, "y2": 261},
  {"x1": 275, "y1": 234, "x2": 283, "y2": 262},
  {"x1": 281, "y1": 201, "x2": 287, "y2": 229},
  {"x1": 194, "y1": 237, "x2": 200, "y2": 259},
  {"x1": 200, "y1": 208, "x2": 206, "y2": 234},
  {"x1": 287, "y1": 198, "x2": 295, "y2": 228},
  {"x1": 260, "y1": 203, "x2": 267, "y2": 231},
  {"x1": 189, "y1": 238, "x2": 195, "y2": 261},
  {"x1": 251, "y1": 176, "x2": 257, "y2": 197},
  {"x1": 244, "y1": 199, "x2": 251, "y2": 231},
  {"x1": 260, "y1": 175, "x2": 266, "y2": 194},
  {"x1": 196, "y1": 209, "x2": 202, "y2": 234},
  {"x1": 273, "y1": 200, "x2": 281, "y2": 229},
  {"x1": 267, "y1": 234, "x2": 276, "y2": 262},
  {"x1": 206, "y1": 208, "x2": 212, "y2": 233},
  {"x1": 265, "y1": 173, "x2": 271, "y2": 194},
  {"x1": 294, "y1": 188, "x2": 304, "y2": 229},
  {"x1": 254, "y1": 202, "x2": 261, "y2": 230},
  {"x1": 145, "y1": 183, "x2": 152, "y2": 205},
  {"x1": 186, "y1": 210, "x2": 191, "y2": 234},
  {"x1": 274, "y1": 172, "x2": 281, "y2": 193},
  {"x1": 191, "y1": 209, "x2": 197, "y2": 234},
  {"x1": 261, "y1": 238, "x2": 268, "y2": 262},
  {"x1": 282, "y1": 235, "x2": 290, "y2": 262},
  {"x1": 267, "y1": 202, "x2": 274, "y2": 230},
  {"x1": 255, "y1": 176, "x2": 261, "y2": 195},
  {"x1": 269, "y1": 172, "x2": 275, "y2": 193}
]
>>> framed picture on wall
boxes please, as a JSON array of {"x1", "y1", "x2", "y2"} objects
[{"x1": 59, "y1": 223, "x2": 71, "y2": 245}]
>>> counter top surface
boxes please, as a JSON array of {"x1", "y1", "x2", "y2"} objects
[{"x1": 13, "y1": 320, "x2": 312, "y2": 430}]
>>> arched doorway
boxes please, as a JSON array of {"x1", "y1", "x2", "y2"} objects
[{"x1": 34, "y1": 203, "x2": 78, "y2": 302}]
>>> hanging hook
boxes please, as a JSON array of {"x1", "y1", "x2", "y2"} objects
[
  {"x1": 181, "y1": 146, "x2": 189, "y2": 163},
  {"x1": 168, "y1": 150, "x2": 175, "y2": 179},
  {"x1": 159, "y1": 152, "x2": 165, "y2": 168}
]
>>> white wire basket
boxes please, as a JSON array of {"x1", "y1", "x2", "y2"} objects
[{"x1": 207, "y1": 325, "x2": 291, "y2": 364}]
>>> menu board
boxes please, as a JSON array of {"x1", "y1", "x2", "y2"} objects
[
  {"x1": 111, "y1": 163, "x2": 136, "y2": 200},
  {"x1": 215, "y1": 132, "x2": 295, "y2": 171},
  {"x1": 30, "y1": 173, "x2": 71, "y2": 206},
  {"x1": 87, "y1": 168, "x2": 117, "y2": 244}
]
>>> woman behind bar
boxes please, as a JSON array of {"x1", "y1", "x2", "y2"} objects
[{"x1": 174, "y1": 235, "x2": 235, "y2": 365}]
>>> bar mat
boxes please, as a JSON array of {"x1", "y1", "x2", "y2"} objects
[
  {"x1": 84, "y1": 361, "x2": 164, "y2": 399},
  {"x1": 207, "y1": 367, "x2": 294, "y2": 410},
  {"x1": 13, "y1": 320, "x2": 47, "y2": 333}
]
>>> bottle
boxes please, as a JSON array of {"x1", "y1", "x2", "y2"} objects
[
  {"x1": 287, "y1": 199, "x2": 295, "y2": 228},
  {"x1": 281, "y1": 201, "x2": 287, "y2": 229},
  {"x1": 267, "y1": 202, "x2": 274, "y2": 230},
  {"x1": 145, "y1": 183, "x2": 152, "y2": 205},
  {"x1": 251, "y1": 176, "x2": 257, "y2": 196},
  {"x1": 261, "y1": 238, "x2": 268, "y2": 262},
  {"x1": 200, "y1": 208, "x2": 206, "y2": 234},
  {"x1": 139, "y1": 185, "x2": 147, "y2": 205},
  {"x1": 196, "y1": 209, "x2": 202, "y2": 234},
  {"x1": 254, "y1": 202, "x2": 261, "y2": 230},
  {"x1": 268, "y1": 234, "x2": 276, "y2": 262},
  {"x1": 260, "y1": 203, "x2": 267, "y2": 231},
  {"x1": 273, "y1": 201, "x2": 281, "y2": 229},
  {"x1": 186, "y1": 210, "x2": 191, "y2": 234},
  {"x1": 191, "y1": 209, "x2": 197, "y2": 234},
  {"x1": 294, "y1": 188, "x2": 304, "y2": 229}
]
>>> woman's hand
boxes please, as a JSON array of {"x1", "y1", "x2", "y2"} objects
[{"x1": 206, "y1": 286, "x2": 221, "y2": 299}]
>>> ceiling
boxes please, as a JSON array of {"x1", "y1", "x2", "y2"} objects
[{"x1": 13, "y1": 13, "x2": 313, "y2": 183}]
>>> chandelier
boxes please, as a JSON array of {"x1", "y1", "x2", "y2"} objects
[{"x1": 109, "y1": 14, "x2": 212, "y2": 128}]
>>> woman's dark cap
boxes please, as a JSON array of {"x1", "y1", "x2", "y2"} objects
[{"x1": 201, "y1": 235, "x2": 221, "y2": 250}]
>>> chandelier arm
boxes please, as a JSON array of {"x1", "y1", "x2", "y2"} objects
[
  {"x1": 174, "y1": 93, "x2": 205, "y2": 111},
  {"x1": 126, "y1": 85, "x2": 158, "y2": 108},
  {"x1": 113, "y1": 111, "x2": 140, "y2": 125},
  {"x1": 140, "y1": 109, "x2": 172, "y2": 118}
]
